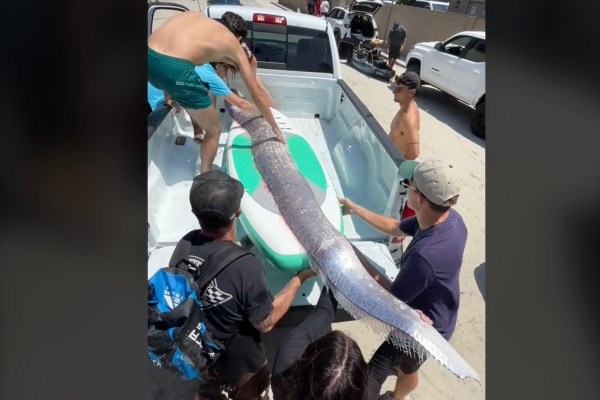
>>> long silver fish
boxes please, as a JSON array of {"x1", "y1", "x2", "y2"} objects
[{"x1": 225, "y1": 102, "x2": 480, "y2": 382}]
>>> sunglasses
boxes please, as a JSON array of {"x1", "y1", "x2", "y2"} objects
[{"x1": 401, "y1": 179, "x2": 419, "y2": 192}]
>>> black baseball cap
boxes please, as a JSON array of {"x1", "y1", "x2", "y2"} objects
[
  {"x1": 189, "y1": 170, "x2": 244, "y2": 228},
  {"x1": 394, "y1": 71, "x2": 421, "y2": 91}
]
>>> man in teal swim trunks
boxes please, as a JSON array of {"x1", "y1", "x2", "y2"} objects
[
  {"x1": 148, "y1": 11, "x2": 286, "y2": 173},
  {"x1": 148, "y1": 62, "x2": 258, "y2": 142}
]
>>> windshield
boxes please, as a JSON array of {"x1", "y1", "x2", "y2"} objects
[{"x1": 431, "y1": 3, "x2": 449, "y2": 11}]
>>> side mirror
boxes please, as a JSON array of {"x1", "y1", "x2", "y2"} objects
[{"x1": 434, "y1": 42, "x2": 443, "y2": 50}]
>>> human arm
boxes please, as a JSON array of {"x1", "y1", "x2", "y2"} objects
[
  {"x1": 224, "y1": 92, "x2": 258, "y2": 113},
  {"x1": 233, "y1": 44, "x2": 286, "y2": 144},
  {"x1": 271, "y1": 286, "x2": 337, "y2": 378},
  {"x1": 253, "y1": 268, "x2": 317, "y2": 333},
  {"x1": 195, "y1": 63, "x2": 256, "y2": 113},
  {"x1": 401, "y1": 32, "x2": 408, "y2": 52},
  {"x1": 244, "y1": 43, "x2": 277, "y2": 108},
  {"x1": 349, "y1": 243, "x2": 392, "y2": 292},
  {"x1": 339, "y1": 197, "x2": 407, "y2": 237}
]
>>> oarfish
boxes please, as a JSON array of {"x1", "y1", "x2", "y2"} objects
[{"x1": 225, "y1": 102, "x2": 480, "y2": 382}]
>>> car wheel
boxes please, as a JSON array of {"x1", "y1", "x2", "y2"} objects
[
  {"x1": 471, "y1": 101, "x2": 485, "y2": 138},
  {"x1": 406, "y1": 62, "x2": 420, "y2": 75},
  {"x1": 406, "y1": 62, "x2": 425, "y2": 86},
  {"x1": 334, "y1": 30, "x2": 340, "y2": 45}
]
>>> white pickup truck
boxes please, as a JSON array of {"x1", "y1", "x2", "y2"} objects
[
  {"x1": 147, "y1": 3, "x2": 408, "y2": 312},
  {"x1": 405, "y1": 31, "x2": 486, "y2": 138}
]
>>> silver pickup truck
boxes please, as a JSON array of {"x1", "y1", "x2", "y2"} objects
[{"x1": 147, "y1": 2, "x2": 408, "y2": 311}]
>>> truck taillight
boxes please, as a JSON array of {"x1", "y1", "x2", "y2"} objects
[{"x1": 253, "y1": 14, "x2": 287, "y2": 25}]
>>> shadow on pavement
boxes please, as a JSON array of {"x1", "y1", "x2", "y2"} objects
[
  {"x1": 474, "y1": 262, "x2": 486, "y2": 301},
  {"x1": 415, "y1": 86, "x2": 486, "y2": 148}
]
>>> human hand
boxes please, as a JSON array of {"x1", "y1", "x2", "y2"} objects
[
  {"x1": 338, "y1": 197, "x2": 355, "y2": 216},
  {"x1": 239, "y1": 100, "x2": 259, "y2": 114},
  {"x1": 415, "y1": 310, "x2": 433, "y2": 326},
  {"x1": 166, "y1": 98, "x2": 181, "y2": 113},
  {"x1": 297, "y1": 268, "x2": 317, "y2": 282},
  {"x1": 275, "y1": 127, "x2": 287, "y2": 145}
]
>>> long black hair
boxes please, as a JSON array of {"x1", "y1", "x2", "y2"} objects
[{"x1": 287, "y1": 330, "x2": 368, "y2": 400}]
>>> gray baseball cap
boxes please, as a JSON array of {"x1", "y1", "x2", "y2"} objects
[{"x1": 399, "y1": 159, "x2": 460, "y2": 206}]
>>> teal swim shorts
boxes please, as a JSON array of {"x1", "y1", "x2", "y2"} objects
[{"x1": 148, "y1": 47, "x2": 212, "y2": 110}]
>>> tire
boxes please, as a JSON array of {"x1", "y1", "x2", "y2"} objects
[
  {"x1": 405, "y1": 62, "x2": 426, "y2": 86},
  {"x1": 334, "y1": 30, "x2": 340, "y2": 45},
  {"x1": 406, "y1": 62, "x2": 420, "y2": 76},
  {"x1": 471, "y1": 101, "x2": 485, "y2": 138}
]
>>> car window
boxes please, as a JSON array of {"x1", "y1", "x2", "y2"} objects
[
  {"x1": 245, "y1": 25, "x2": 333, "y2": 73},
  {"x1": 463, "y1": 39, "x2": 485, "y2": 63},
  {"x1": 330, "y1": 9, "x2": 341, "y2": 19},
  {"x1": 441, "y1": 35, "x2": 472, "y2": 57},
  {"x1": 431, "y1": 3, "x2": 448, "y2": 11},
  {"x1": 411, "y1": 1, "x2": 432, "y2": 9}
]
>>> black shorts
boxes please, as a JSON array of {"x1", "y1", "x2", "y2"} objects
[
  {"x1": 197, "y1": 362, "x2": 270, "y2": 400},
  {"x1": 371, "y1": 339, "x2": 428, "y2": 375},
  {"x1": 389, "y1": 45, "x2": 401, "y2": 59},
  {"x1": 198, "y1": 331, "x2": 269, "y2": 399}
]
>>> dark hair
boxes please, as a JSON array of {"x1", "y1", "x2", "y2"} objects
[
  {"x1": 192, "y1": 210, "x2": 235, "y2": 236},
  {"x1": 220, "y1": 11, "x2": 247, "y2": 42},
  {"x1": 287, "y1": 331, "x2": 368, "y2": 400},
  {"x1": 420, "y1": 193, "x2": 459, "y2": 213}
]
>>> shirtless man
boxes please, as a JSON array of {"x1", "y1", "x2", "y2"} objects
[
  {"x1": 148, "y1": 11, "x2": 286, "y2": 173},
  {"x1": 389, "y1": 71, "x2": 421, "y2": 161}
]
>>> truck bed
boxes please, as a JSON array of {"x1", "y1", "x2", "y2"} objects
[
  {"x1": 148, "y1": 71, "x2": 405, "y2": 306},
  {"x1": 148, "y1": 103, "x2": 397, "y2": 246}
]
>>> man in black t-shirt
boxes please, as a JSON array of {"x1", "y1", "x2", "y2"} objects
[
  {"x1": 169, "y1": 171, "x2": 315, "y2": 400},
  {"x1": 387, "y1": 21, "x2": 407, "y2": 69}
]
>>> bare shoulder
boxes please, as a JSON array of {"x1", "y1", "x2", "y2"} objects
[
  {"x1": 164, "y1": 10, "x2": 209, "y2": 28},
  {"x1": 403, "y1": 102, "x2": 420, "y2": 126}
]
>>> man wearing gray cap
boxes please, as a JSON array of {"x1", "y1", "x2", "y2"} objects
[
  {"x1": 339, "y1": 159, "x2": 468, "y2": 400},
  {"x1": 169, "y1": 170, "x2": 315, "y2": 400}
]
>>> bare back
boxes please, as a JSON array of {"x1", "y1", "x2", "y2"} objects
[
  {"x1": 389, "y1": 100, "x2": 420, "y2": 160},
  {"x1": 148, "y1": 11, "x2": 285, "y2": 142},
  {"x1": 148, "y1": 11, "x2": 241, "y2": 66}
]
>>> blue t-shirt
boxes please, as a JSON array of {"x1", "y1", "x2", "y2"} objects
[
  {"x1": 147, "y1": 63, "x2": 231, "y2": 111},
  {"x1": 391, "y1": 208, "x2": 468, "y2": 340}
]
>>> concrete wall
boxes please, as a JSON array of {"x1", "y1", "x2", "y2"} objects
[
  {"x1": 374, "y1": 5, "x2": 485, "y2": 57},
  {"x1": 449, "y1": 0, "x2": 486, "y2": 17},
  {"x1": 277, "y1": 1, "x2": 485, "y2": 59}
]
